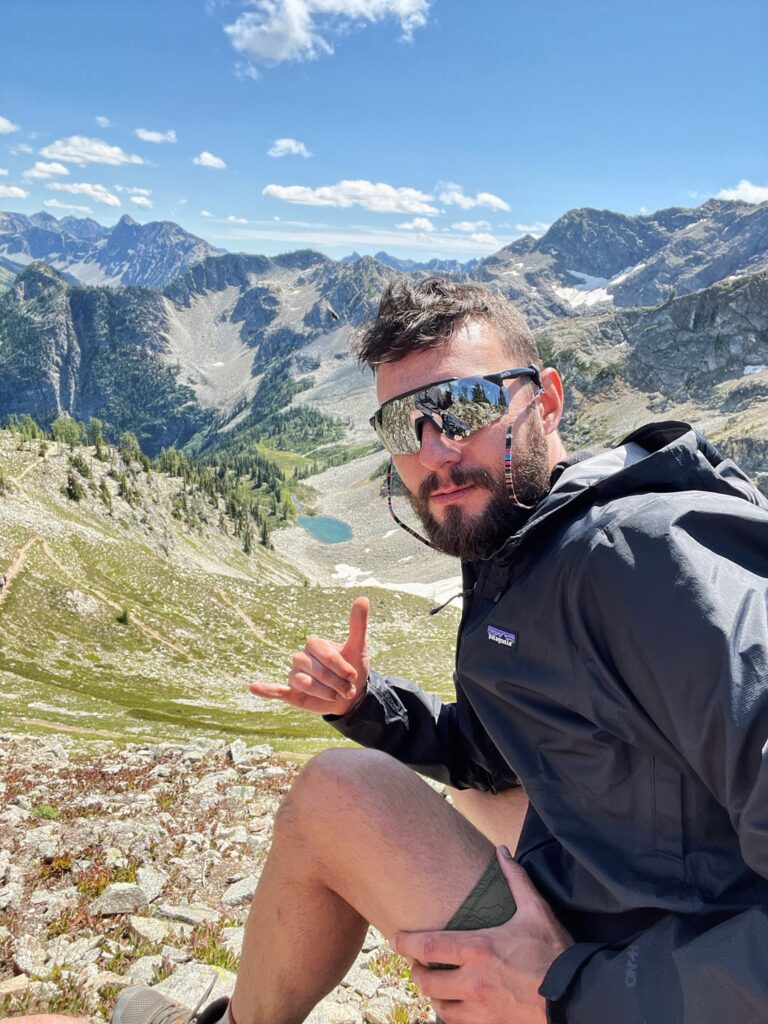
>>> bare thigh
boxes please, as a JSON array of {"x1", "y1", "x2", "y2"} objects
[
  {"x1": 280, "y1": 748, "x2": 496, "y2": 936},
  {"x1": 447, "y1": 785, "x2": 529, "y2": 851}
]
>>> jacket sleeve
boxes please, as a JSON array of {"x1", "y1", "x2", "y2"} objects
[
  {"x1": 325, "y1": 669, "x2": 519, "y2": 792},
  {"x1": 541, "y1": 498, "x2": 768, "y2": 1023}
]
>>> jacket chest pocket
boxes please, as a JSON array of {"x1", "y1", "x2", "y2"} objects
[{"x1": 652, "y1": 758, "x2": 685, "y2": 874}]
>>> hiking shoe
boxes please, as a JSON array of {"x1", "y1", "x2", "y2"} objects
[{"x1": 111, "y1": 980, "x2": 229, "y2": 1024}]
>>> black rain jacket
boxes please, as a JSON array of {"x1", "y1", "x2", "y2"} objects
[{"x1": 328, "y1": 422, "x2": 768, "y2": 1023}]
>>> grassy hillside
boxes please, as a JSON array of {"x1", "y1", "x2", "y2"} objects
[{"x1": 0, "y1": 431, "x2": 459, "y2": 751}]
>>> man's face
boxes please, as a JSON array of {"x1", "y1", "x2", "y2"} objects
[{"x1": 375, "y1": 320, "x2": 554, "y2": 561}]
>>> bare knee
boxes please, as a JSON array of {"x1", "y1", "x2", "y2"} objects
[{"x1": 274, "y1": 748, "x2": 407, "y2": 840}]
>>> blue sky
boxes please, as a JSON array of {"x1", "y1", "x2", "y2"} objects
[{"x1": 1, "y1": 0, "x2": 766, "y2": 260}]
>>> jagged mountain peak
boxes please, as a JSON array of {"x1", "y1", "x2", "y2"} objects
[
  {"x1": 0, "y1": 210, "x2": 221, "y2": 289},
  {"x1": 11, "y1": 260, "x2": 70, "y2": 300}
]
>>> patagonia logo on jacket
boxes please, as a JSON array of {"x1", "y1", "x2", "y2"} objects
[{"x1": 487, "y1": 625, "x2": 518, "y2": 649}]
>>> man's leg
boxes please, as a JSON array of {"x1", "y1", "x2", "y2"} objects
[
  {"x1": 230, "y1": 748, "x2": 495, "y2": 1024},
  {"x1": 447, "y1": 786, "x2": 529, "y2": 850}
]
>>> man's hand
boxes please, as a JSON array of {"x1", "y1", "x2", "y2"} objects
[
  {"x1": 392, "y1": 847, "x2": 573, "y2": 1024},
  {"x1": 249, "y1": 596, "x2": 369, "y2": 715}
]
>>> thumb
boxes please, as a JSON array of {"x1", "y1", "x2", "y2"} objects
[
  {"x1": 341, "y1": 596, "x2": 369, "y2": 667},
  {"x1": 496, "y1": 845, "x2": 537, "y2": 913}
]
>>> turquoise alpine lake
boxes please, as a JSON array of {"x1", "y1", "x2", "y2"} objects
[{"x1": 297, "y1": 514, "x2": 353, "y2": 543}]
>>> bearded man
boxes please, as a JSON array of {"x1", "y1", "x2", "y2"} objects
[{"x1": 30, "y1": 279, "x2": 768, "y2": 1024}]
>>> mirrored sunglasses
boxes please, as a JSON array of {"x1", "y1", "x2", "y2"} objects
[{"x1": 370, "y1": 365, "x2": 542, "y2": 456}]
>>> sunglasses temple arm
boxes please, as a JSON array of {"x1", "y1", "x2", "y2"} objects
[{"x1": 386, "y1": 460, "x2": 437, "y2": 549}]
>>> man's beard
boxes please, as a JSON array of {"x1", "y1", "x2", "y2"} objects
[{"x1": 404, "y1": 417, "x2": 551, "y2": 561}]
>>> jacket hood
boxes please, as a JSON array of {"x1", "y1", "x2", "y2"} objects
[{"x1": 497, "y1": 420, "x2": 768, "y2": 563}]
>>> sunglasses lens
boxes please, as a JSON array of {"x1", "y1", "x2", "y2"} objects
[{"x1": 374, "y1": 376, "x2": 510, "y2": 455}]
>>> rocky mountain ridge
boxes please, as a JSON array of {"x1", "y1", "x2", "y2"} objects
[
  {"x1": 473, "y1": 198, "x2": 768, "y2": 324},
  {"x1": 0, "y1": 263, "x2": 209, "y2": 455},
  {"x1": 0, "y1": 212, "x2": 221, "y2": 289},
  {"x1": 536, "y1": 269, "x2": 768, "y2": 491},
  {"x1": 1, "y1": 196, "x2": 766, "y2": 499},
  {"x1": 3, "y1": 197, "x2": 767, "y2": 322}
]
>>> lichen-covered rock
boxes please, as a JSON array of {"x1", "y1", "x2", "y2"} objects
[{"x1": 92, "y1": 883, "x2": 149, "y2": 916}]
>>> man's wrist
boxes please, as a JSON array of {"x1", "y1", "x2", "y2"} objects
[{"x1": 344, "y1": 678, "x2": 369, "y2": 715}]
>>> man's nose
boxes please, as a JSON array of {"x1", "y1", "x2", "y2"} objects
[{"x1": 417, "y1": 418, "x2": 462, "y2": 471}]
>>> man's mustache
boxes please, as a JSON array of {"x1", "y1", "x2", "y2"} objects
[{"x1": 418, "y1": 466, "x2": 498, "y2": 504}]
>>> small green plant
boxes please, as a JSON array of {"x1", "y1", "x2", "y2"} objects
[
  {"x1": 388, "y1": 1004, "x2": 413, "y2": 1024},
  {"x1": 39, "y1": 852, "x2": 73, "y2": 879},
  {"x1": 69, "y1": 451, "x2": 92, "y2": 478},
  {"x1": 116, "y1": 605, "x2": 130, "y2": 625},
  {"x1": 0, "y1": 469, "x2": 7, "y2": 497},
  {"x1": 103, "y1": 936, "x2": 162, "y2": 974},
  {"x1": 189, "y1": 921, "x2": 240, "y2": 972},
  {"x1": 99, "y1": 478, "x2": 113, "y2": 509},
  {"x1": 62, "y1": 470, "x2": 86, "y2": 502},
  {"x1": 31, "y1": 803, "x2": 60, "y2": 820},
  {"x1": 74, "y1": 856, "x2": 138, "y2": 899},
  {"x1": 0, "y1": 970, "x2": 96, "y2": 1019},
  {"x1": 370, "y1": 949, "x2": 422, "y2": 1000}
]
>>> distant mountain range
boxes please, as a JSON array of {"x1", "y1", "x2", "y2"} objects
[
  {"x1": 3, "y1": 198, "x2": 767, "y2": 324},
  {"x1": 0, "y1": 197, "x2": 766, "y2": 485},
  {"x1": 0, "y1": 211, "x2": 220, "y2": 288}
]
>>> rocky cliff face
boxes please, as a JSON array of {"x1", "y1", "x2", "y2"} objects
[
  {"x1": 534, "y1": 270, "x2": 768, "y2": 492},
  {"x1": 0, "y1": 264, "x2": 207, "y2": 454},
  {"x1": 471, "y1": 198, "x2": 768, "y2": 323}
]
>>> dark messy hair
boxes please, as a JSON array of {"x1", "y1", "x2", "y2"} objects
[{"x1": 354, "y1": 277, "x2": 540, "y2": 370}]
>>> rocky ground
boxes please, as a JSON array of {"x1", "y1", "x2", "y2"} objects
[{"x1": 0, "y1": 735, "x2": 431, "y2": 1024}]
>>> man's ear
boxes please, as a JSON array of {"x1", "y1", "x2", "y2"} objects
[{"x1": 538, "y1": 367, "x2": 564, "y2": 435}]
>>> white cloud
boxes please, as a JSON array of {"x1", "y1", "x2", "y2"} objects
[
  {"x1": 715, "y1": 179, "x2": 768, "y2": 204},
  {"x1": 179, "y1": 198, "x2": 188, "y2": 205},
  {"x1": 470, "y1": 232, "x2": 498, "y2": 245},
  {"x1": 200, "y1": 210, "x2": 214, "y2": 217},
  {"x1": 451, "y1": 219, "x2": 491, "y2": 233},
  {"x1": 210, "y1": 220, "x2": 515, "y2": 256},
  {"x1": 226, "y1": 214, "x2": 249, "y2": 223},
  {"x1": 0, "y1": 168, "x2": 6, "y2": 176},
  {"x1": 0, "y1": 185, "x2": 29, "y2": 199},
  {"x1": 515, "y1": 221, "x2": 550, "y2": 235},
  {"x1": 268, "y1": 137, "x2": 311, "y2": 158},
  {"x1": 397, "y1": 216, "x2": 434, "y2": 231},
  {"x1": 263, "y1": 178, "x2": 437, "y2": 214},
  {"x1": 438, "y1": 182, "x2": 510, "y2": 212},
  {"x1": 95, "y1": 115, "x2": 111, "y2": 128},
  {"x1": 134, "y1": 128, "x2": 177, "y2": 144},
  {"x1": 10, "y1": 143, "x2": 33, "y2": 155},
  {"x1": 131, "y1": 195, "x2": 153, "y2": 209},
  {"x1": 224, "y1": 0, "x2": 430, "y2": 72},
  {"x1": 193, "y1": 151, "x2": 227, "y2": 169},
  {"x1": 39, "y1": 136, "x2": 144, "y2": 167},
  {"x1": 44, "y1": 198, "x2": 94, "y2": 215},
  {"x1": 46, "y1": 181, "x2": 121, "y2": 207},
  {"x1": 22, "y1": 161, "x2": 70, "y2": 180},
  {"x1": 115, "y1": 185, "x2": 152, "y2": 195},
  {"x1": 0, "y1": 116, "x2": 20, "y2": 134}
]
